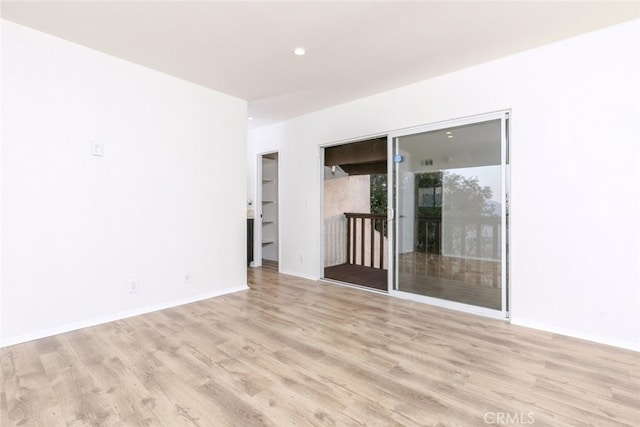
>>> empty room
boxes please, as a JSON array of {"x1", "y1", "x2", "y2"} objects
[{"x1": 1, "y1": 1, "x2": 639, "y2": 426}]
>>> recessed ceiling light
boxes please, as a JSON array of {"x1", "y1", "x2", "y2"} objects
[
  {"x1": 447, "y1": 135, "x2": 453, "y2": 138},
  {"x1": 248, "y1": 117, "x2": 254, "y2": 121},
  {"x1": 445, "y1": 131, "x2": 452, "y2": 135},
  {"x1": 293, "y1": 47, "x2": 306, "y2": 56}
]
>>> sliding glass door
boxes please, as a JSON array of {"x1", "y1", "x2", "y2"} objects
[{"x1": 389, "y1": 112, "x2": 509, "y2": 316}]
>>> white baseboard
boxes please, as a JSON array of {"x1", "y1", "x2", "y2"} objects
[
  {"x1": 278, "y1": 268, "x2": 318, "y2": 281},
  {"x1": 511, "y1": 318, "x2": 640, "y2": 352},
  {"x1": 1, "y1": 285, "x2": 249, "y2": 348},
  {"x1": 288, "y1": 273, "x2": 638, "y2": 353}
]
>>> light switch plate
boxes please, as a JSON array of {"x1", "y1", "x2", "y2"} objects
[
  {"x1": 91, "y1": 141, "x2": 104, "y2": 156},
  {"x1": 129, "y1": 278, "x2": 139, "y2": 294}
]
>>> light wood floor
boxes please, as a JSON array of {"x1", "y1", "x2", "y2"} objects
[{"x1": 1, "y1": 266, "x2": 639, "y2": 426}]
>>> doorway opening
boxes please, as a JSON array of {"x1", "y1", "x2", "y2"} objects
[
  {"x1": 322, "y1": 137, "x2": 388, "y2": 291},
  {"x1": 260, "y1": 152, "x2": 279, "y2": 269},
  {"x1": 319, "y1": 112, "x2": 509, "y2": 316}
]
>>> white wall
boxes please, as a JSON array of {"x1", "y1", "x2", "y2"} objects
[
  {"x1": 0, "y1": 19, "x2": 4, "y2": 345},
  {"x1": 324, "y1": 175, "x2": 371, "y2": 268},
  {"x1": 1, "y1": 20, "x2": 248, "y2": 346},
  {"x1": 248, "y1": 19, "x2": 640, "y2": 350},
  {"x1": 324, "y1": 175, "x2": 370, "y2": 218}
]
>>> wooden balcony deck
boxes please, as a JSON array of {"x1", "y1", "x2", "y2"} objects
[{"x1": 324, "y1": 263, "x2": 388, "y2": 291}]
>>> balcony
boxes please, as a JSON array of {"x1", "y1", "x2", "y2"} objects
[
  {"x1": 324, "y1": 212, "x2": 501, "y2": 307},
  {"x1": 324, "y1": 212, "x2": 388, "y2": 290}
]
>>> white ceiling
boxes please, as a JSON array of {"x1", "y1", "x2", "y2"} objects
[{"x1": 2, "y1": 1, "x2": 639, "y2": 129}]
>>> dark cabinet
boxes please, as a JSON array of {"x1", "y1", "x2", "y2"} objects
[{"x1": 247, "y1": 219, "x2": 254, "y2": 266}]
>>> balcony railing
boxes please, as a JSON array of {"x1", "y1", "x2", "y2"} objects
[
  {"x1": 324, "y1": 214, "x2": 348, "y2": 268},
  {"x1": 324, "y1": 212, "x2": 501, "y2": 273},
  {"x1": 345, "y1": 213, "x2": 387, "y2": 270}
]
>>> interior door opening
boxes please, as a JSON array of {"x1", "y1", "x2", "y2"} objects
[{"x1": 260, "y1": 152, "x2": 279, "y2": 268}]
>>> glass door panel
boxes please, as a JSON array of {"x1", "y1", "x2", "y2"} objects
[{"x1": 392, "y1": 115, "x2": 507, "y2": 314}]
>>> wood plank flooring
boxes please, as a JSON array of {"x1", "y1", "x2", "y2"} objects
[{"x1": 1, "y1": 266, "x2": 639, "y2": 426}]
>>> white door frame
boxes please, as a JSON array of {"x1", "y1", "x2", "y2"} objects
[{"x1": 255, "y1": 150, "x2": 280, "y2": 268}]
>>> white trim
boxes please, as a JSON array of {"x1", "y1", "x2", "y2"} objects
[
  {"x1": 254, "y1": 152, "x2": 264, "y2": 267},
  {"x1": 387, "y1": 135, "x2": 395, "y2": 292},
  {"x1": 0, "y1": 285, "x2": 248, "y2": 348},
  {"x1": 279, "y1": 269, "x2": 318, "y2": 282},
  {"x1": 317, "y1": 277, "x2": 389, "y2": 295},
  {"x1": 318, "y1": 146, "x2": 325, "y2": 279},
  {"x1": 276, "y1": 151, "x2": 282, "y2": 266},
  {"x1": 256, "y1": 150, "x2": 280, "y2": 269},
  {"x1": 511, "y1": 318, "x2": 640, "y2": 353},
  {"x1": 500, "y1": 113, "x2": 509, "y2": 318},
  {"x1": 0, "y1": 74, "x2": 3, "y2": 347},
  {"x1": 0, "y1": 33, "x2": 3, "y2": 346},
  {"x1": 387, "y1": 110, "x2": 508, "y2": 139},
  {"x1": 318, "y1": 278, "x2": 388, "y2": 295}
]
